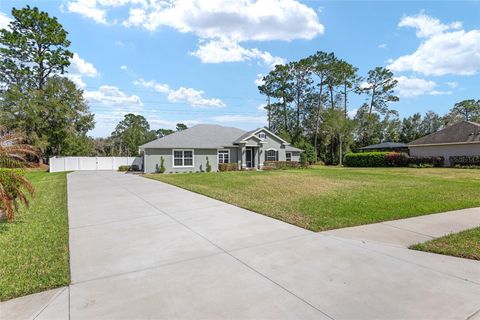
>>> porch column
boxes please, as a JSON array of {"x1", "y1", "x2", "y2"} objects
[
  {"x1": 259, "y1": 141, "x2": 266, "y2": 169},
  {"x1": 254, "y1": 147, "x2": 259, "y2": 169},
  {"x1": 239, "y1": 143, "x2": 246, "y2": 169}
]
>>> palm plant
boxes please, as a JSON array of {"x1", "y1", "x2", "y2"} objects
[{"x1": 0, "y1": 128, "x2": 40, "y2": 221}]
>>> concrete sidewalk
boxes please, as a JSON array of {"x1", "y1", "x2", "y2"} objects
[
  {"x1": 324, "y1": 207, "x2": 480, "y2": 247},
  {"x1": 2, "y1": 171, "x2": 480, "y2": 320}
]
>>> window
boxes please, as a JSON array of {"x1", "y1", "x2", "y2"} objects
[
  {"x1": 218, "y1": 150, "x2": 229, "y2": 164},
  {"x1": 258, "y1": 132, "x2": 266, "y2": 139},
  {"x1": 286, "y1": 152, "x2": 292, "y2": 161},
  {"x1": 173, "y1": 149, "x2": 194, "y2": 167},
  {"x1": 266, "y1": 149, "x2": 278, "y2": 161}
]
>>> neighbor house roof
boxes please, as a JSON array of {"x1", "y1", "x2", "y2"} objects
[
  {"x1": 359, "y1": 142, "x2": 408, "y2": 150},
  {"x1": 139, "y1": 124, "x2": 247, "y2": 149},
  {"x1": 409, "y1": 121, "x2": 480, "y2": 146}
]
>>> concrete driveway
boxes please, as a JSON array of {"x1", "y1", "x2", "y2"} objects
[{"x1": 3, "y1": 171, "x2": 480, "y2": 319}]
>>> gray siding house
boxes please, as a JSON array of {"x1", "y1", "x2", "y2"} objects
[
  {"x1": 408, "y1": 121, "x2": 480, "y2": 166},
  {"x1": 139, "y1": 124, "x2": 302, "y2": 173}
]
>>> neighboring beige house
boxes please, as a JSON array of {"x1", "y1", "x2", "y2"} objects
[
  {"x1": 139, "y1": 124, "x2": 302, "y2": 173},
  {"x1": 408, "y1": 121, "x2": 480, "y2": 166}
]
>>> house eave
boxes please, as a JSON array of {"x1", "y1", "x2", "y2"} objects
[{"x1": 408, "y1": 141, "x2": 480, "y2": 147}]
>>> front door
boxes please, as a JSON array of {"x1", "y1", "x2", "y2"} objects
[{"x1": 246, "y1": 147, "x2": 255, "y2": 168}]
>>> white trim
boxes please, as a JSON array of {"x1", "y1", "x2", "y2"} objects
[
  {"x1": 172, "y1": 149, "x2": 194, "y2": 168},
  {"x1": 240, "y1": 128, "x2": 290, "y2": 145},
  {"x1": 217, "y1": 149, "x2": 230, "y2": 164},
  {"x1": 265, "y1": 148, "x2": 278, "y2": 161},
  {"x1": 409, "y1": 141, "x2": 480, "y2": 147}
]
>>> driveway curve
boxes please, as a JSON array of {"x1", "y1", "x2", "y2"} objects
[{"x1": 3, "y1": 171, "x2": 480, "y2": 319}]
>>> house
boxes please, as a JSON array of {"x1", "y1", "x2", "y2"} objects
[
  {"x1": 408, "y1": 121, "x2": 480, "y2": 166},
  {"x1": 358, "y1": 142, "x2": 408, "y2": 153},
  {"x1": 139, "y1": 124, "x2": 302, "y2": 173}
]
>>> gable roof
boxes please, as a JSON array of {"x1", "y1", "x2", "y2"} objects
[
  {"x1": 409, "y1": 121, "x2": 480, "y2": 146},
  {"x1": 359, "y1": 142, "x2": 408, "y2": 150},
  {"x1": 233, "y1": 127, "x2": 289, "y2": 145},
  {"x1": 139, "y1": 124, "x2": 246, "y2": 149}
]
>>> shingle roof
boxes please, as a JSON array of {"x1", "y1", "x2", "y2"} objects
[
  {"x1": 140, "y1": 124, "x2": 247, "y2": 149},
  {"x1": 409, "y1": 121, "x2": 480, "y2": 146},
  {"x1": 359, "y1": 142, "x2": 408, "y2": 150},
  {"x1": 233, "y1": 129, "x2": 257, "y2": 143}
]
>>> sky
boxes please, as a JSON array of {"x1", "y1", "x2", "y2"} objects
[{"x1": 0, "y1": 0, "x2": 479, "y2": 137}]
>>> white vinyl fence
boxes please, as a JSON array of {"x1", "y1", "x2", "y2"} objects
[{"x1": 49, "y1": 156, "x2": 143, "y2": 173}]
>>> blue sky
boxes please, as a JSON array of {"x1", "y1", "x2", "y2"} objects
[{"x1": 1, "y1": 0, "x2": 479, "y2": 137}]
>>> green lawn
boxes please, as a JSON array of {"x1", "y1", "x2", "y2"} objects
[
  {"x1": 410, "y1": 227, "x2": 480, "y2": 260},
  {"x1": 0, "y1": 171, "x2": 70, "y2": 301},
  {"x1": 145, "y1": 167, "x2": 480, "y2": 231}
]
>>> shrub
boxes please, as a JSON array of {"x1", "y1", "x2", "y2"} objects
[
  {"x1": 263, "y1": 161, "x2": 302, "y2": 170},
  {"x1": 344, "y1": 152, "x2": 388, "y2": 167},
  {"x1": 345, "y1": 152, "x2": 445, "y2": 168},
  {"x1": 450, "y1": 155, "x2": 480, "y2": 167},
  {"x1": 219, "y1": 163, "x2": 238, "y2": 172},
  {"x1": 409, "y1": 156, "x2": 444, "y2": 167},
  {"x1": 206, "y1": 157, "x2": 212, "y2": 172},
  {"x1": 0, "y1": 169, "x2": 34, "y2": 221},
  {"x1": 158, "y1": 156, "x2": 166, "y2": 173},
  {"x1": 385, "y1": 152, "x2": 410, "y2": 167},
  {"x1": 118, "y1": 165, "x2": 130, "y2": 172}
]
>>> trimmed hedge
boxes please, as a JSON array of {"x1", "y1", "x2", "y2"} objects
[
  {"x1": 118, "y1": 165, "x2": 130, "y2": 172},
  {"x1": 409, "y1": 156, "x2": 444, "y2": 167},
  {"x1": 344, "y1": 152, "x2": 387, "y2": 167},
  {"x1": 345, "y1": 152, "x2": 445, "y2": 167},
  {"x1": 219, "y1": 163, "x2": 238, "y2": 172},
  {"x1": 263, "y1": 161, "x2": 302, "y2": 170},
  {"x1": 450, "y1": 155, "x2": 480, "y2": 167}
]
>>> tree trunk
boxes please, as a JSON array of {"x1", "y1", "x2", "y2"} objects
[
  {"x1": 329, "y1": 85, "x2": 334, "y2": 110},
  {"x1": 314, "y1": 76, "x2": 324, "y2": 161},
  {"x1": 344, "y1": 83, "x2": 348, "y2": 118},
  {"x1": 339, "y1": 134, "x2": 343, "y2": 166},
  {"x1": 267, "y1": 96, "x2": 271, "y2": 130},
  {"x1": 368, "y1": 85, "x2": 376, "y2": 116}
]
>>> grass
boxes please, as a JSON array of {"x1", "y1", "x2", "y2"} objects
[
  {"x1": 145, "y1": 166, "x2": 480, "y2": 231},
  {"x1": 410, "y1": 227, "x2": 480, "y2": 260},
  {"x1": 0, "y1": 171, "x2": 70, "y2": 301}
]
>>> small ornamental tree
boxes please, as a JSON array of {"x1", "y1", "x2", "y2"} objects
[
  {"x1": 206, "y1": 157, "x2": 212, "y2": 172},
  {"x1": 159, "y1": 156, "x2": 166, "y2": 173}
]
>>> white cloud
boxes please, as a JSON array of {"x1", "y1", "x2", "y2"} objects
[
  {"x1": 66, "y1": 0, "x2": 108, "y2": 24},
  {"x1": 120, "y1": 0, "x2": 324, "y2": 41},
  {"x1": 429, "y1": 90, "x2": 452, "y2": 95},
  {"x1": 191, "y1": 38, "x2": 285, "y2": 67},
  {"x1": 134, "y1": 78, "x2": 170, "y2": 94},
  {"x1": 398, "y1": 13, "x2": 461, "y2": 38},
  {"x1": 0, "y1": 11, "x2": 12, "y2": 30},
  {"x1": 120, "y1": 65, "x2": 128, "y2": 70},
  {"x1": 394, "y1": 76, "x2": 451, "y2": 97},
  {"x1": 212, "y1": 114, "x2": 266, "y2": 123},
  {"x1": 378, "y1": 43, "x2": 387, "y2": 49},
  {"x1": 135, "y1": 78, "x2": 225, "y2": 108},
  {"x1": 85, "y1": 85, "x2": 143, "y2": 108},
  {"x1": 257, "y1": 103, "x2": 267, "y2": 112},
  {"x1": 388, "y1": 13, "x2": 480, "y2": 76},
  {"x1": 254, "y1": 74, "x2": 265, "y2": 86},
  {"x1": 65, "y1": 0, "x2": 321, "y2": 65},
  {"x1": 446, "y1": 81, "x2": 459, "y2": 88},
  {"x1": 67, "y1": 53, "x2": 98, "y2": 89},
  {"x1": 168, "y1": 87, "x2": 225, "y2": 108}
]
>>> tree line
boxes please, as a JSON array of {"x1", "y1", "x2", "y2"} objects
[
  {"x1": 0, "y1": 6, "x2": 479, "y2": 164},
  {"x1": 258, "y1": 53, "x2": 480, "y2": 164},
  {"x1": 0, "y1": 6, "x2": 188, "y2": 160}
]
